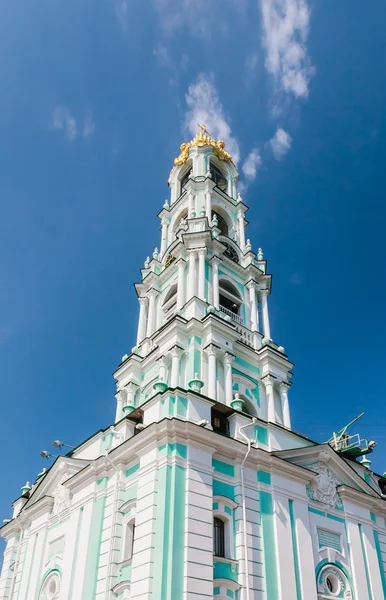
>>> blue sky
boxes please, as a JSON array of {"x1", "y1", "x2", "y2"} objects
[{"x1": 1, "y1": 0, "x2": 386, "y2": 547}]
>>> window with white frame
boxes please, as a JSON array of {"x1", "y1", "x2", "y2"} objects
[
  {"x1": 162, "y1": 283, "x2": 178, "y2": 316},
  {"x1": 213, "y1": 517, "x2": 225, "y2": 557},
  {"x1": 213, "y1": 496, "x2": 238, "y2": 560},
  {"x1": 123, "y1": 520, "x2": 135, "y2": 561}
]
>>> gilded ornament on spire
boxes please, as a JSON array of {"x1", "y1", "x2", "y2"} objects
[{"x1": 174, "y1": 125, "x2": 233, "y2": 166}]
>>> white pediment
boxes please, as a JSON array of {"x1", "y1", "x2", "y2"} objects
[
  {"x1": 23, "y1": 456, "x2": 89, "y2": 515},
  {"x1": 274, "y1": 444, "x2": 380, "y2": 505}
]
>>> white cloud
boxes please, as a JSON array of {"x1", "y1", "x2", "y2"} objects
[
  {"x1": 155, "y1": 0, "x2": 247, "y2": 39},
  {"x1": 153, "y1": 45, "x2": 189, "y2": 87},
  {"x1": 184, "y1": 74, "x2": 240, "y2": 164},
  {"x1": 269, "y1": 127, "x2": 292, "y2": 159},
  {"x1": 242, "y1": 148, "x2": 262, "y2": 180},
  {"x1": 83, "y1": 114, "x2": 96, "y2": 138},
  {"x1": 50, "y1": 106, "x2": 77, "y2": 141},
  {"x1": 260, "y1": 0, "x2": 314, "y2": 101},
  {"x1": 112, "y1": 0, "x2": 128, "y2": 30}
]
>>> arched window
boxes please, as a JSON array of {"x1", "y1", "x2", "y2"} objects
[
  {"x1": 39, "y1": 571, "x2": 61, "y2": 600},
  {"x1": 212, "y1": 211, "x2": 229, "y2": 236},
  {"x1": 210, "y1": 162, "x2": 228, "y2": 192},
  {"x1": 213, "y1": 517, "x2": 225, "y2": 557},
  {"x1": 173, "y1": 209, "x2": 188, "y2": 234},
  {"x1": 180, "y1": 166, "x2": 192, "y2": 193},
  {"x1": 162, "y1": 283, "x2": 178, "y2": 315},
  {"x1": 124, "y1": 520, "x2": 135, "y2": 561},
  {"x1": 219, "y1": 279, "x2": 242, "y2": 321},
  {"x1": 317, "y1": 564, "x2": 351, "y2": 598}
]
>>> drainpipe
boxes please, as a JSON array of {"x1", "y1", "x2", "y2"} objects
[
  {"x1": 8, "y1": 516, "x2": 23, "y2": 599},
  {"x1": 104, "y1": 428, "x2": 122, "y2": 597},
  {"x1": 238, "y1": 418, "x2": 257, "y2": 600}
]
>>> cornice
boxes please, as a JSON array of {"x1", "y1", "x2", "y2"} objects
[{"x1": 338, "y1": 485, "x2": 385, "y2": 512}]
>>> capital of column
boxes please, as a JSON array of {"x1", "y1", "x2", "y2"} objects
[
  {"x1": 261, "y1": 374, "x2": 275, "y2": 388},
  {"x1": 169, "y1": 345, "x2": 185, "y2": 359},
  {"x1": 211, "y1": 255, "x2": 220, "y2": 265},
  {"x1": 198, "y1": 247, "x2": 207, "y2": 257},
  {"x1": 278, "y1": 381, "x2": 290, "y2": 393},
  {"x1": 116, "y1": 389, "x2": 127, "y2": 403},
  {"x1": 157, "y1": 355, "x2": 170, "y2": 368},
  {"x1": 125, "y1": 381, "x2": 139, "y2": 393},
  {"x1": 147, "y1": 287, "x2": 158, "y2": 297},
  {"x1": 139, "y1": 296, "x2": 148, "y2": 306},
  {"x1": 246, "y1": 280, "x2": 257, "y2": 291},
  {"x1": 237, "y1": 209, "x2": 244, "y2": 219},
  {"x1": 224, "y1": 352, "x2": 235, "y2": 366},
  {"x1": 204, "y1": 343, "x2": 219, "y2": 358}
]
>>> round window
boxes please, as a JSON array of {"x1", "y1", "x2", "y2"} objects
[
  {"x1": 48, "y1": 578, "x2": 57, "y2": 597},
  {"x1": 318, "y1": 566, "x2": 348, "y2": 598},
  {"x1": 326, "y1": 574, "x2": 339, "y2": 594},
  {"x1": 40, "y1": 572, "x2": 61, "y2": 600}
]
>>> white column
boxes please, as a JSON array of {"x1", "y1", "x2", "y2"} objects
[
  {"x1": 160, "y1": 219, "x2": 168, "y2": 257},
  {"x1": 279, "y1": 382, "x2": 291, "y2": 429},
  {"x1": 261, "y1": 290, "x2": 271, "y2": 339},
  {"x1": 273, "y1": 495, "x2": 298, "y2": 599},
  {"x1": 158, "y1": 357, "x2": 168, "y2": 383},
  {"x1": 187, "y1": 250, "x2": 197, "y2": 300},
  {"x1": 345, "y1": 520, "x2": 371, "y2": 600},
  {"x1": 238, "y1": 209, "x2": 246, "y2": 251},
  {"x1": 207, "y1": 345, "x2": 217, "y2": 400},
  {"x1": 248, "y1": 282, "x2": 258, "y2": 332},
  {"x1": 212, "y1": 256, "x2": 220, "y2": 309},
  {"x1": 198, "y1": 248, "x2": 206, "y2": 301},
  {"x1": 206, "y1": 192, "x2": 212, "y2": 221},
  {"x1": 146, "y1": 289, "x2": 157, "y2": 338},
  {"x1": 224, "y1": 353, "x2": 234, "y2": 405},
  {"x1": 126, "y1": 382, "x2": 138, "y2": 408},
  {"x1": 293, "y1": 500, "x2": 319, "y2": 600},
  {"x1": 137, "y1": 297, "x2": 148, "y2": 345},
  {"x1": 115, "y1": 390, "x2": 125, "y2": 422},
  {"x1": 177, "y1": 259, "x2": 186, "y2": 309},
  {"x1": 262, "y1": 375, "x2": 275, "y2": 422},
  {"x1": 188, "y1": 193, "x2": 194, "y2": 217},
  {"x1": 170, "y1": 347, "x2": 182, "y2": 388}
]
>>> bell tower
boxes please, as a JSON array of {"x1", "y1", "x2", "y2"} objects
[{"x1": 114, "y1": 126, "x2": 293, "y2": 438}]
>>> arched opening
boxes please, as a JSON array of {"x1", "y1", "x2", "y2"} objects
[
  {"x1": 212, "y1": 210, "x2": 229, "y2": 236},
  {"x1": 219, "y1": 279, "x2": 242, "y2": 323},
  {"x1": 180, "y1": 165, "x2": 192, "y2": 194},
  {"x1": 173, "y1": 208, "x2": 188, "y2": 234},
  {"x1": 210, "y1": 161, "x2": 228, "y2": 192},
  {"x1": 317, "y1": 565, "x2": 351, "y2": 599},
  {"x1": 162, "y1": 283, "x2": 178, "y2": 316}
]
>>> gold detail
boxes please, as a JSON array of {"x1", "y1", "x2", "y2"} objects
[
  {"x1": 165, "y1": 254, "x2": 176, "y2": 268},
  {"x1": 174, "y1": 126, "x2": 233, "y2": 166},
  {"x1": 197, "y1": 123, "x2": 211, "y2": 136}
]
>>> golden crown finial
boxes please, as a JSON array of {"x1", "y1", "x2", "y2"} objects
[{"x1": 174, "y1": 127, "x2": 233, "y2": 166}]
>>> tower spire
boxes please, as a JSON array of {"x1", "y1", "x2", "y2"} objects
[{"x1": 114, "y1": 133, "x2": 293, "y2": 432}]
